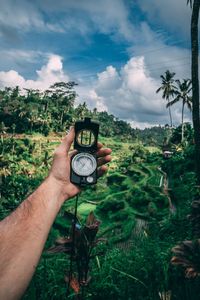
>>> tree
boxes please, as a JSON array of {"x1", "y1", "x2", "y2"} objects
[
  {"x1": 167, "y1": 79, "x2": 192, "y2": 142},
  {"x1": 0, "y1": 122, "x2": 8, "y2": 155},
  {"x1": 156, "y1": 70, "x2": 176, "y2": 127},
  {"x1": 49, "y1": 82, "x2": 77, "y2": 128},
  {"x1": 187, "y1": 0, "x2": 200, "y2": 183}
]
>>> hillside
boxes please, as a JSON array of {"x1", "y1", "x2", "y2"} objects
[
  {"x1": 1, "y1": 83, "x2": 200, "y2": 300},
  {"x1": 1, "y1": 129, "x2": 199, "y2": 299}
]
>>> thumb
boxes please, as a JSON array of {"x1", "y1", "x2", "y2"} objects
[{"x1": 60, "y1": 126, "x2": 75, "y2": 153}]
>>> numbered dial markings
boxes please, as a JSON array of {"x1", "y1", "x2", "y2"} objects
[{"x1": 72, "y1": 153, "x2": 97, "y2": 176}]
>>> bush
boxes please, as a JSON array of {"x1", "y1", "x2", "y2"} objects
[
  {"x1": 107, "y1": 172, "x2": 127, "y2": 186},
  {"x1": 97, "y1": 192, "x2": 126, "y2": 214},
  {"x1": 110, "y1": 208, "x2": 131, "y2": 221},
  {"x1": 128, "y1": 187, "x2": 149, "y2": 208}
]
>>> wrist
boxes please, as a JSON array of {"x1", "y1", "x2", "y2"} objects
[{"x1": 44, "y1": 175, "x2": 69, "y2": 206}]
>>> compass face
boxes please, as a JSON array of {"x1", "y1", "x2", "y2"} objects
[{"x1": 71, "y1": 153, "x2": 97, "y2": 176}]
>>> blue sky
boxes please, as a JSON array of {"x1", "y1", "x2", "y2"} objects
[{"x1": 0, "y1": 0, "x2": 196, "y2": 128}]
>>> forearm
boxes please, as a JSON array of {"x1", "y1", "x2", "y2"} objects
[{"x1": 0, "y1": 176, "x2": 67, "y2": 300}]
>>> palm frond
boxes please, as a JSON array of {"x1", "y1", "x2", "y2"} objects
[
  {"x1": 187, "y1": 0, "x2": 193, "y2": 8},
  {"x1": 171, "y1": 239, "x2": 200, "y2": 278},
  {"x1": 166, "y1": 96, "x2": 181, "y2": 108},
  {"x1": 188, "y1": 200, "x2": 200, "y2": 236},
  {"x1": 156, "y1": 86, "x2": 163, "y2": 93}
]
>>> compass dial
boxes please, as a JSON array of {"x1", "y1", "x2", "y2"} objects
[{"x1": 72, "y1": 153, "x2": 97, "y2": 176}]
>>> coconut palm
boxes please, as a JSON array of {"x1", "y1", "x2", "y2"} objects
[
  {"x1": 171, "y1": 239, "x2": 200, "y2": 278},
  {"x1": 187, "y1": 0, "x2": 200, "y2": 183},
  {"x1": 156, "y1": 70, "x2": 176, "y2": 127},
  {"x1": 188, "y1": 199, "x2": 200, "y2": 237},
  {"x1": 167, "y1": 79, "x2": 192, "y2": 142}
]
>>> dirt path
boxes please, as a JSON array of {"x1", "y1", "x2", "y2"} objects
[{"x1": 116, "y1": 218, "x2": 148, "y2": 250}]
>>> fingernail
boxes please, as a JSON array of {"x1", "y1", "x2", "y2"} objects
[{"x1": 66, "y1": 126, "x2": 74, "y2": 135}]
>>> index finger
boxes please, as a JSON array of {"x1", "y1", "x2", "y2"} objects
[{"x1": 97, "y1": 142, "x2": 103, "y2": 149}]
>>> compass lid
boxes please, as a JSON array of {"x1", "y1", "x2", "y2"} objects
[{"x1": 74, "y1": 117, "x2": 99, "y2": 152}]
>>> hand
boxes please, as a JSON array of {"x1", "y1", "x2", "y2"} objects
[{"x1": 48, "y1": 127, "x2": 112, "y2": 201}]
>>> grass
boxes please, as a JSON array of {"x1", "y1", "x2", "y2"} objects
[
  {"x1": 2, "y1": 133, "x2": 167, "y2": 244},
  {"x1": 77, "y1": 202, "x2": 97, "y2": 217}
]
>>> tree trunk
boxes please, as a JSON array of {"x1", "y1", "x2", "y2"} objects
[
  {"x1": 168, "y1": 100, "x2": 173, "y2": 127},
  {"x1": 181, "y1": 103, "x2": 185, "y2": 143},
  {"x1": 191, "y1": 0, "x2": 200, "y2": 184},
  {"x1": 60, "y1": 111, "x2": 64, "y2": 127}
]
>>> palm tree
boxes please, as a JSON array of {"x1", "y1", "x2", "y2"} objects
[
  {"x1": 156, "y1": 70, "x2": 176, "y2": 127},
  {"x1": 187, "y1": 0, "x2": 200, "y2": 183},
  {"x1": 167, "y1": 79, "x2": 192, "y2": 142},
  {"x1": 171, "y1": 239, "x2": 200, "y2": 278}
]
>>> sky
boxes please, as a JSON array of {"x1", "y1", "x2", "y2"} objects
[{"x1": 0, "y1": 0, "x2": 197, "y2": 128}]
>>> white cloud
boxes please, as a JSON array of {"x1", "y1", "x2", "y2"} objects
[
  {"x1": 127, "y1": 22, "x2": 191, "y2": 80},
  {"x1": 0, "y1": 0, "x2": 43, "y2": 30},
  {"x1": 138, "y1": 0, "x2": 192, "y2": 38},
  {"x1": 0, "y1": 54, "x2": 69, "y2": 91},
  {"x1": 80, "y1": 56, "x2": 192, "y2": 128},
  {"x1": 0, "y1": 70, "x2": 25, "y2": 87},
  {"x1": 0, "y1": 0, "x2": 64, "y2": 35},
  {"x1": 0, "y1": 49, "x2": 46, "y2": 64},
  {"x1": 0, "y1": 53, "x2": 192, "y2": 129},
  {"x1": 0, "y1": 49, "x2": 189, "y2": 128},
  {"x1": 39, "y1": 0, "x2": 135, "y2": 41},
  {"x1": 94, "y1": 57, "x2": 165, "y2": 118},
  {"x1": 0, "y1": 0, "x2": 135, "y2": 41}
]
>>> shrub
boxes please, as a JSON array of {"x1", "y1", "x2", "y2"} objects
[
  {"x1": 128, "y1": 187, "x2": 149, "y2": 208},
  {"x1": 107, "y1": 172, "x2": 126, "y2": 186},
  {"x1": 97, "y1": 192, "x2": 126, "y2": 214}
]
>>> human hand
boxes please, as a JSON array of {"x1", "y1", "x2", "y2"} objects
[{"x1": 48, "y1": 127, "x2": 112, "y2": 202}]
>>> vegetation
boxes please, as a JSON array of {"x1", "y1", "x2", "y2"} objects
[
  {"x1": 0, "y1": 83, "x2": 136, "y2": 139},
  {"x1": 1, "y1": 84, "x2": 200, "y2": 298},
  {"x1": 188, "y1": 0, "x2": 200, "y2": 183},
  {"x1": 156, "y1": 70, "x2": 176, "y2": 127},
  {"x1": 0, "y1": 3, "x2": 199, "y2": 295}
]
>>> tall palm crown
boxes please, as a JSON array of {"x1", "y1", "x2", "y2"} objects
[
  {"x1": 167, "y1": 79, "x2": 192, "y2": 141},
  {"x1": 167, "y1": 79, "x2": 192, "y2": 111},
  {"x1": 156, "y1": 70, "x2": 176, "y2": 127}
]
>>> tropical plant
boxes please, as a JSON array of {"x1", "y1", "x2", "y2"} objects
[
  {"x1": 187, "y1": 0, "x2": 200, "y2": 183},
  {"x1": 0, "y1": 122, "x2": 8, "y2": 154},
  {"x1": 48, "y1": 212, "x2": 104, "y2": 297},
  {"x1": 167, "y1": 79, "x2": 192, "y2": 142},
  {"x1": 171, "y1": 239, "x2": 200, "y2": 278},
  {"x1": 48, "y1": 81, "x2": 77, "y2": 127},
  {"x1": 188, "y1": 199, "x2": 200, "y2": 237},
  {"x1": 156, "y1": 70, "x2": 176, "y2": 127}
]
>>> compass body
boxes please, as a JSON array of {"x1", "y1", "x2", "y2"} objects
[{"x1": 70, "y1": 118, "x2": 99, "y2": 186}]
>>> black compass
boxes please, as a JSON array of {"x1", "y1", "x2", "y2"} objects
[{"x1": 70, "y1": 117, "x2": 99, "y2": 186}]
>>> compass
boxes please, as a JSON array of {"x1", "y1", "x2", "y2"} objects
[
  {"x1": 70, "y1": 117, "x2": 99, "y2": 186},
  {"x1": 71, "y1": 153, "x2": 97, "y2": 177}
]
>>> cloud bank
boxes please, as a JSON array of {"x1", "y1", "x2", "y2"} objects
[
  {"x1": 0, "y1": 53, "x2": 190, "y2": 129},
  {"x1": 0, "y1": 54, "x2": 69, "y2": 90}
]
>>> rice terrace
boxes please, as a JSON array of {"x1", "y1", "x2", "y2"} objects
[{"x1": 0, "y1": 0, "x2": 200, "y2": 299}]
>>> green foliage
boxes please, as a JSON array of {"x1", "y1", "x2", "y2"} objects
[
  {"x1": 170, "y1": 123, "x2": 194, "y2": 144},
  {"x1": 1, "y1": 90, "x2": 199, "y2": 299},
  {"x1": 97, "y1": 193, "x2": 126, "y2": 214}
]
